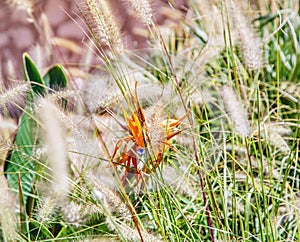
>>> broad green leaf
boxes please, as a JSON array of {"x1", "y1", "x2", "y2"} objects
[
  {"x1": 5, "y1": 112, "x2": 37, "y2": 202},
  {"x1": 43, "y1": 65, "x2": 67, "y2": 90},
  {"x1": 5, "y1": 53, "x2": 68, "y2": 213},
  {"x1": 22, "y1": 53, "x2": 46, "y2": 96},
  {"x1": 5, "y1": 53, "x2": 45, "y2": 206}
]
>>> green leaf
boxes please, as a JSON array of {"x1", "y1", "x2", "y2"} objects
[
  {"x1": 289, "y1": 53, "x2": 300, "y2": 83},
  {"x1": 5, "y1": 112, "x2": 37, "y2": 203},
  {"x1": 43, "y1": 65, "x2": 67, "y2": 90},
  {"x1": 5, "y1": 54, "x2": 46, "y2": 206},
  {"x1": 22, "y1": 53, "x2": 46, "y2": 96},
  {"x1": 253, "y1": 9, "x2": 292, "y2": 28},
  {"x1": 17, "y1": 172, "x2": 30, "y2": 239},
  {"x1": 5, "y1": 54, "x2": 68, "y2": 215}
]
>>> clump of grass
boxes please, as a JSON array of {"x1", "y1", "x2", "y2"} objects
[{"x1": 1, "y1": 0, "x2": 300, "y2": 241}]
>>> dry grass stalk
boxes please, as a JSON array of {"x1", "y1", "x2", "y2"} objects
[
  {"x1": 221, "y1": 85, "x2": 250, "y2": 137},
  {"x1": 79, "y1": 0, "x2": 124, "y2": 53}
]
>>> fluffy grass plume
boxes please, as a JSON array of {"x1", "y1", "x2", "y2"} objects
[
  {"x1": 106, "y1": 218, "x2": 163, "y2": 242},
  {"x1": 0, "y1": 187, "x2": 19, "y2": 241},
  {"x1": 35, "y1": 196, "x2": 57, "y2": 225},
  {"x1": 78, "y1": 0, "x2": 124, "y2": 53},
  {"x1": 6, "y1": 0, "x2": 34, "y2": 13},
  {"x1": 62, "y1": 201, "x2": 85, "y2": 227},
  {"x1": 39, "y1": 99, "x2": 69, "y2": 198},
  {"x1": 221, "y1": 85, "x2": 250, "y2": 137},
  {"x1": 0, "y1": 83, "x2": 28, "y2": 113},
  {"x1": 229, "y1": 1, "x2": 264, "y2": 70},
  {"x1": 89, "y1": 176, "x2": 162, "y2": 241},
  {"x1": 127, "y1": 0, "x2": 153, "y2": 26},
  {"x1": 90, "y1": 176, "x2": 130, "y2": 219}
]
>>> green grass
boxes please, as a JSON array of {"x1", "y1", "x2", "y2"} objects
[{"x1": 1, "y1": 0, "x2": 300, "y2": 241}]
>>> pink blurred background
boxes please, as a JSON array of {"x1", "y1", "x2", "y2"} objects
[{"x1": 0, "y1": 0, "x2": 188, "y2": 83}]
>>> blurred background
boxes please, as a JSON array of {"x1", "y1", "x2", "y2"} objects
[{"x1": 0, "y1": 0, "x2": 188, "y2": 83}]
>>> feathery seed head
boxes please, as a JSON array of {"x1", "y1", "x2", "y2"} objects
[
  {"x1": 91, "y1": 178, "x2": 130, "y2": 219},
  {"x1": 162, "y1": 166, "x2": 197, "y2": 197},
  {"x1": 106, "y1": 218, "x2": 163, "y2": 242},
  {"x1": 256, "y1": 122, "x2": 292, "y2": 154},
  {"x1": 62, "y1": 201, "x2": 84, "y2": 227},
  {"x1": 221, "y1": 85, "x2": 250, "y2": 137},
  {"x1": 82, "y1": 74, "x2": 122, "y2": 113},
  {"x1": 230, "y1": 2, "x2": 264, "y2": 70},
  {"x1": 39, "y1": 100, "x2": 69, "y2": 198},
  {"x1": 127, "y1": 0, "x2": 153, "y2": 26},
  {"x1": 145, "y1": 104, "x2": 167, "y2": 154},
  {"x1": 0, "y1": 83, "x2": 28, "y2": 114},
  {"x1": 82, "y1": 0, "x2": 124, "y2": 53},
  {"x1": 0, "y1": 186, "x2": 18, "y2": 241},
  {"x1": 6, "y1": 0, "x2": 34, "y2": 13},
  {"x1": 35, "y1": 197, "x2": 57, "y2": 224}
]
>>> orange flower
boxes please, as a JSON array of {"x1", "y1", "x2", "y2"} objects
[{"x1": 112, "y1": 86, "x2": 186, "y2": 184}]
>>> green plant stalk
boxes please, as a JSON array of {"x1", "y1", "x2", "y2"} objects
[
  {"x1": 244, "y1": 174, "x2": 252, "y2": 241},
  {"x1": 222, "y1": 1, "x2": 239, "y2": 236},
  {"x1": 18, "y1": 172, "x2": 30, "y2": 241},
  {"x1": 94, "y1": 124, "x2": 146, "y2": 242},
  {"x1": 257, "y1": 81, "x2": 278, "y2": 241},
  {"x1": 289, "y1": 53, "x2": 300, "y2": 83},
  {"x1": 231, "y1": 137, "x2": 238, "y2": 237},
  {"x1": 223, "y1": 0, "x2": 239, "y2": 90},
  {"x1": 149, "y1": 24, "x2": 215, "y2": 241},
  {"x1": 220, "y1": 121, "x2": 230, "y2": 237},
  {"x1": 275, "y1": 31, "x2": 281, "y2": 120},
  {"x1": 245, "y1": 138, "x2": 264, "y2": 241},
  {"x1": 160, "y1": 189, "x2": 181, "y2": 241},
  {"x1": 296, "y1": 140, "x2": 300, "y2": 241},
  {"x1": 140, "y1": 193, "x2": 167, "y2": 240}
]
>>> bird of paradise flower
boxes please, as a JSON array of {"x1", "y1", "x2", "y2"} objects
[{"x1": 112, "y1": 84, "x2": 186, "y2": 185}]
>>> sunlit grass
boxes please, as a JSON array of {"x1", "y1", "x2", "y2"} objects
[{"x1": 0, "y1": 0, "x2": 299, "y2": 241}]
